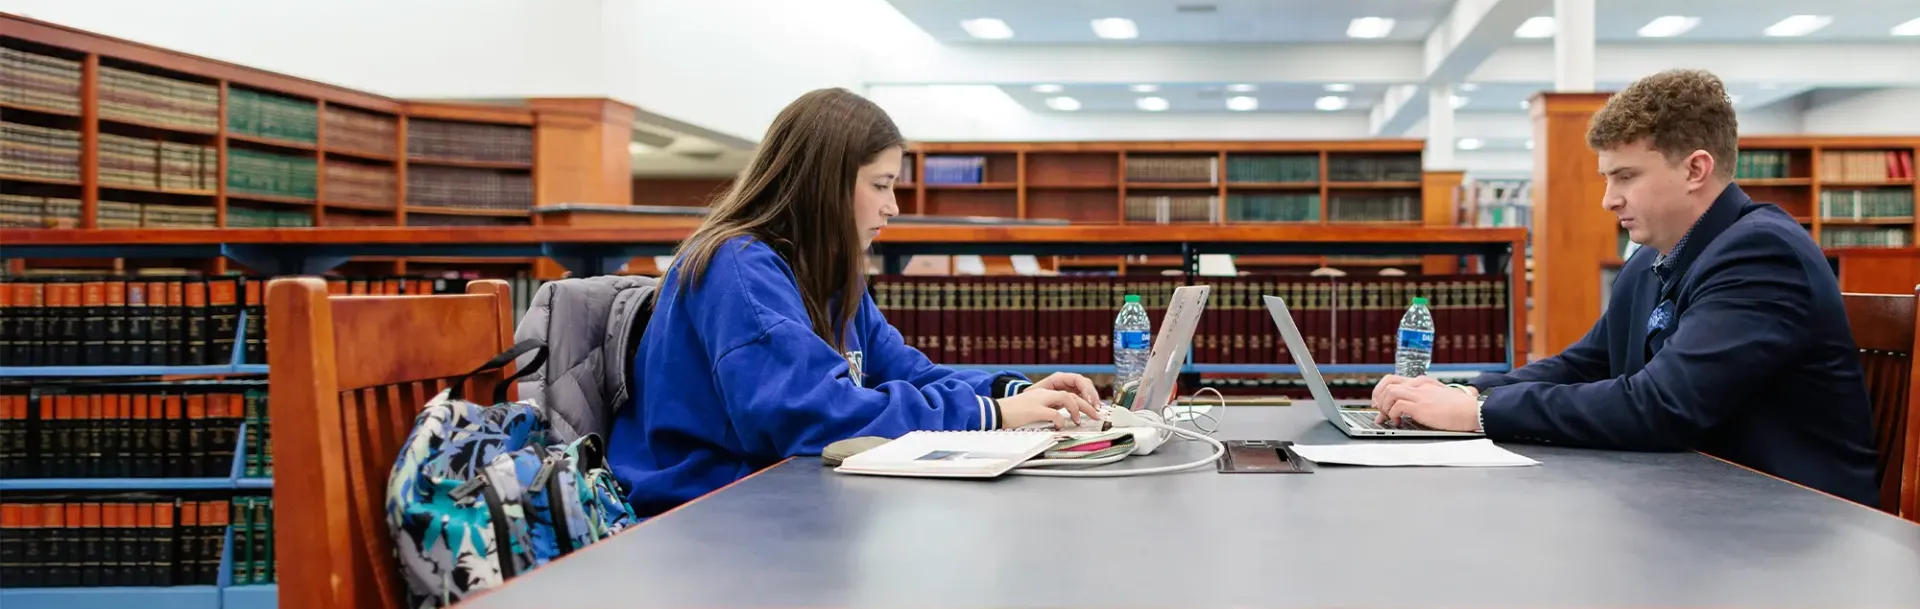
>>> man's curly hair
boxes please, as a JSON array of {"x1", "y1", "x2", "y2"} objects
[{"x1": 1586, "y1": 69, "x2": 1739, "y2": 179}]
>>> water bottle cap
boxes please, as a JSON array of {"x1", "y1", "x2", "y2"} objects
[
  {"x1": 1411, "y1": 296, "x2": 1429, "y2": 306},
  {"x1": 1125, "y1": 294, "x2": 1141, "y2": 303}
]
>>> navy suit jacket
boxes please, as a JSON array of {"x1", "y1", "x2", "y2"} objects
[{"x1": 1469, "y1": 183, "x2": 1880, "y2": 506}]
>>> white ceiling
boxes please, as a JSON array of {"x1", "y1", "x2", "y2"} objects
[{"x1": 886, "y1": 0, "x2": 1920, "y2": 44}]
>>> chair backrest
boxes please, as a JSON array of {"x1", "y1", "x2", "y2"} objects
[
  {"x1": 1842, "y1": 289, "x2": 1920, "y2": 520},
  {"x1": 268, "y1": 277, "x2": 517, "y2": 609}
]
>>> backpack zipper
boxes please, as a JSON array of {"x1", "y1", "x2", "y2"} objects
[
  {"x1": 540, "y1": 455, "x2": 577, "y2": 556},
  {"x1": 453, "y1": 470, "x2": 521, "y2": 579}
]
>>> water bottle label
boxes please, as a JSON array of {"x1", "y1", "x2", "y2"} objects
[
  {"x1": 1397, "y1": 328, "x2": 1434, "y2": 351},
  {"x1": 1116, "y1": 330, "x2": 1150, "y2": 350}
]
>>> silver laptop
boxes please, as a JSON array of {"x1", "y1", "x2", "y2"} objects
[
  {"x1": 1262, "y1": 295, "x2": 1482, "y2": 438},
  {"x1": 1120, "y1": 285, "x2": 1211, "y2": 413}
]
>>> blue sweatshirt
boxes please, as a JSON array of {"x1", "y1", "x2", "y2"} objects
[{"x1": 608, "y1": 236, "x2": 1030, "y2": 516}]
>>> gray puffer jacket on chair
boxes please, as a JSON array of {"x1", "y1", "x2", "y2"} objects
[{"x1": 512, "y1": 274, "x2": 660, "y2": 444}]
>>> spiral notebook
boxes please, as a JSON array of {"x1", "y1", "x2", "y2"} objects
[{"x1": 833, "y1": 430, "x2": 1060, "y2": 478}]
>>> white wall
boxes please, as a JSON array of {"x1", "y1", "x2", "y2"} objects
[
  {"x1": 1802, "y1": 88, "x2": 1920, "y2": 135},
  {"x1": 603, "y1": 0, "x2": 932, "y2": 142},
  {"x1": 0, "y1": 0, "x2": 608, "y2": 99}
]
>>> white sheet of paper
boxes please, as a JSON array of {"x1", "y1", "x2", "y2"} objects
[
  {"x1": 1010, "y1": 255, "x2": 1042, "y2": 276},
  {"x1": 954, "y1": 255, "x2": 987, "y2": 275},
  {"x1": 1288, "y1": 439, "x2": 1540, "y2": 467}
]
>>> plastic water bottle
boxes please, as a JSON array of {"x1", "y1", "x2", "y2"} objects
[
  {"x1": 1113, "y1": 294, "x2": 1152, "y2": 388},
  {"x1": 1395, "y1": 296, "x2": 1435, "y2": 378}
]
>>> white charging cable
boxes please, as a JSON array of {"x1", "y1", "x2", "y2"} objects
[{"x1": 1009, "y1": 386, "x2": 1229, "y2": 478}]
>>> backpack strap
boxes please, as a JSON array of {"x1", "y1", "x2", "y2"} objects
[{"x1": 450, "y1": 338, "x2": 549, "y2": 405}]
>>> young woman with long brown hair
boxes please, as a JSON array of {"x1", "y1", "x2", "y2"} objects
[{"x1": 608, "y1": 88, "x2": 1103, "y2": 516}]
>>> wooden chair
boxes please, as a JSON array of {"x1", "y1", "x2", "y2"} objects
[
  {"x1": 1842, "y1": 289, "x2": 1920, "y2": 521},
  {"x1": 268, "y1": 277, "x2": 519, "y2": 609}
]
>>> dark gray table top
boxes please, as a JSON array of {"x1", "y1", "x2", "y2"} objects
[{"x1": 461, "y1": 405, "x2": 1920, "y2": 609}]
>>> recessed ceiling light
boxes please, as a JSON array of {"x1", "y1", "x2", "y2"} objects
[
  {"x1": 628, "y1": 142, "x2": 653, "y2": 155},
  {"x1": 1031, "y1": 84, "x2": 1064, "y2": 93},
  {"x1": 961, "y1": 18, "x2": 1014, "y2": 39},
  {"x1": 1450, "y1": 95, "x2": 1469, "y2": 109},
  {"x1": 1227, "y1": 96, "x2": 1259, "y2": 111},
  {"x1": 1136, "y1": 96, "x2": 1169, "y2": 111},
  {"x1": 1637, "y1": 16, "x2": 1700, "y2": 38},
  {"x1": 1521, "y1": 100, "x2": 1531, "y2": 109},
  {"x1": 1324, "y1": 83, "x2": 1354, "y2": 92},
  {"x1": 1526, "y1": 139, "x2": 1535, "y2": 150},
  {"x1": 1091, "y1": 17, "x2": 1139, "y2": 39},
  {"x1": 1130, "y1": 84, "x2": 1159, "y2": 93},
  {"x1": 1045, "y1": 96, "x2": 1081, "y2": 111},
  {"x1": 1729, "y1": 94, "x2": 1743, "y2": 104},
  {"x1": 1895, "y1": 18, "x2": 1920, "y2": 36},
  {"x1": 1457, "y1": 83, "x2": 1479, "y2": 92},
  {"x1": 1227, "y1": 84, "x2": 1257, "y2": 92},
  {"x1": 1514, "y1": 16, "x2": 1555, "y2": 38},
  {"x1": 1347, "y1": 17, "x2": 1395, "y2": 39},
  {"x1": 1314, "y1": 96, "x2": 1348, "y2": 111},
  {"x1": 1765, "y1": 15, "x2": 1832, "y2": 37},
  {"x1": 1457, "y1": 138, "x2": 1484, "y2": 151}
]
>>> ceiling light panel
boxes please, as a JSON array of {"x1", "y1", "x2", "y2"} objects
[
  {"x1": 1763, "y1": 15, "x2": 1832, "y2": 37},
  {"x1": 1130, "y1": 84, "x2": 1159, "y2": 93},
  {"x1": 1348, "y1": 17, "x2": 1395, "y2": 39},
  {"x1": 1031, "y1": 84, "x2": 1063, "y2": 93},
  {"x1": 1226, "y1": 84, "x2": 1257, "y2": 93},
  {"x1": 1315, "y1": 96, "x2": 1348, "y2": 111},
  {"x1": 1227, "y1": 96, "x2": 1259, "y2": 111},
  {"x1": 1045, "y1": 96, "x2": 1081, "y2": 111},
  {"x1": 1896, "y1": 18, "x2": 1920, "y2": 36},
  {"x1": 1637, "y1": 16, "x2": 1700, "y2": 38},
  {"x1": 1514, "y1": 16, "x2": 1555, "y2": 38},
  {"x1": 961, "y1": 18, "x2": 1013, "y2": 39},
  {"x1": 1324, "y1": 83, "x2": 1354, "y2": 92},
  {"x1": 1091, "y1": 18, "x2": 1138, "y2": 39},
  {"x1": 1457, "y1": 138, "x2": 1483, "y2": 150},
  {"x1": 1136, "y1": 97, "x2": 1169, "y2": 112}
]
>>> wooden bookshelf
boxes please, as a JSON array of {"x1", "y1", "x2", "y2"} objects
[
  {"x1": 0, "y1": 13, "x2": 636, "y2": 278},
  {"x1": 1527, "y1": 92, "x2": 1920, "y2": 358}
]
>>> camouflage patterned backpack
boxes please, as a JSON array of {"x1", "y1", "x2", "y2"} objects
[{"x1": 385, "y1": 339, "x2": 640, "y2": 608}]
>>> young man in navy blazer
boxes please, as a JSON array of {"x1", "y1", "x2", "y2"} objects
[{"x1": 1372, "y1": 69, "x2": 1881, "y2": 507}]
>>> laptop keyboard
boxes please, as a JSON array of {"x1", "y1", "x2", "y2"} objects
[{"x1": 1343, "y1": 410, "x2": 1435, "y2": 431}]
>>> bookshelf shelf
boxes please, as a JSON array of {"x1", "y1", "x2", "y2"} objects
[
  {"x1": 925, "y1": 182, "x2": 1017, "y2": 190},
  {"x1": 222, "y1": 585, "x2": 278, "y2": 609},
  {"x1": 0, "y1": 99, "x2": 81, "y2": 118},
  {"x1": 1327, "y1": 181, "x2": 1423, "y2": 189},
  {"x1": 407, "y1": 205, "x2": 531, "y2": 218},
  {"x1": 0, "y1": 586, "x2": 221, "y2": 609},
  {"x1": 98, "y1": 184, "x2": 217, "y2": 198},
  {"x1": 1226, "y1": 182, "x2": 1319, "y2": 189},
  {"x1": 225, "y1": 133, "x2": 317, "y2": 153},
  {"x1": 320, "y1": 200, "x2": 396, "y2": 213},
  {"x1": 944, "y1": 363, "x2": 1512, "y2": 375},
  {"x1": 227, "y1": 193, "x2": 314, "y2": 206},
  {"x1": 0, "y1": 363, "x2": 268, "y2": 378},
  {"x1": 99, "y1": 116, "x2": 220, "y2": 138},
  {"x1": 1125, "y1": 182, "x2": 1219, "y2": 189},
  {"x1": 1, "y1": 173, "x2": 82, "y2": 187},
  {"x1": 1739, "y1": 178, "x2": 1813, "y2": 187},
  {"x1": 322, "y1": 147, "x2": 395, "y2": 163},
  {"x1": 0, "y1": 477, "x2": 257, "y2": 491},
  {"x1": 404, "y1": 157, "x2": 532, "y2": 170}
]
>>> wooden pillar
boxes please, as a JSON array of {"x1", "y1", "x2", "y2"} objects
[
  {"x1": 1421, "y1": 170, "x2": 1466, "y2": 274},
  {"x1": 1528, "y1": 91, "x2": 1616, "y2": 360},
  {"x1": 527, "y1": 98, "x2": 638, "y2": 278}
]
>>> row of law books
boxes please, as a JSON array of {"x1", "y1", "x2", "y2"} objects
[
  {"x1": 0, "y1": 46, "x2": 82, "y2": 113},
  {"x1": 324, "y1": 105, "x2": 397, "y2": 157},
  {"x1": 97, "y1": 64, "x2": 220, "y2": 133},
  {"x1": 0, "y1": 381, "x2": 270, "y2": 480},
  {"x1": 407, "y1": 119, "x2": 533, "y2": 165},
  {"x1": 867, "y1": 274, "x2": 1511, "y2": 367},
  {"x1": 0, "y1": 497, "x2": 229, "y2": 588},
  {"x1": 1819, "y1": 150, "x2": 1914, "y2": 182},
  {"x1": 0, "y1": 275, "x2": 265, "y2": 368}
]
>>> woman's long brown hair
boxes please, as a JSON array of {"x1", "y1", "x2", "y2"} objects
[{"x1": 671, "y1": 87, "x2": 905, "y2": 355}]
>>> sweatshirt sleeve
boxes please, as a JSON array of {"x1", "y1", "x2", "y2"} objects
[
  {"x1": 856, "y1": 292, "x2": 1033, "y2": 400},
  {"x1": 691, "y1": 241, "x2": 997, "y2": 458}
]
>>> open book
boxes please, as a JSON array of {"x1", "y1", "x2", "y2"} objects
[{"x1": 834, "y1": 430, "x2": 1061, "y2": 478}]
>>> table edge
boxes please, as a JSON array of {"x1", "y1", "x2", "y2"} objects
[{"x1": 450, "y1": 457, "x2": 797, "y2": 607}]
